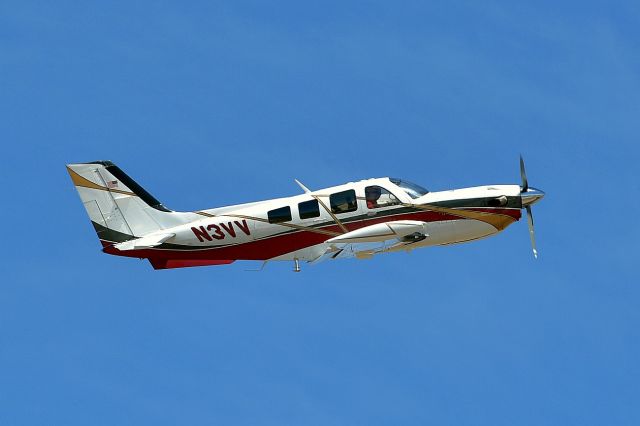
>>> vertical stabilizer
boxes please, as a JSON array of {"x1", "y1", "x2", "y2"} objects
[{"x1": 66, "y1": 161, "x2": 196, "y2": 244}]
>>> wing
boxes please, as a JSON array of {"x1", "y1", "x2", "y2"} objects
[{"x1": 309, "y1": 220, "x2": 429, "y2": 264}]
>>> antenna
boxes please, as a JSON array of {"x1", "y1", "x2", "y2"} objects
[{"x1": 294, "y1": 179, "x2": 311, "y2": 194}]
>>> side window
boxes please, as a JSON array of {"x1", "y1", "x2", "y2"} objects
[
  {"x1": 365, "y1": 186, "x2": 400, "y2": 209},
  {"x1": 330, "y1": 189, "x2": 357, "y2": 214},
  {"x1": 298, "y1": 199, "x2": 320, "y2": 219},
  {"x1": 268, "y1": 206, "x2": 292, "y2": 224}
]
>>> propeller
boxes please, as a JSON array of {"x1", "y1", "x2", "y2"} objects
[
  {"x1": 520, "y1": 155, "x2": 528, "y2": 192},
  {"x1": 526, "y1": 205, "x2": 537, "y2": 258},
  {"x1": 519, "y1": 155, "x2": 544, "y2": 259}
]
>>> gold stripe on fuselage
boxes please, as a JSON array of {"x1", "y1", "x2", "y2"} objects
[
  {"x1": 223, "y1": 213, "x2": 341, "y2": 237},
  {"x1": 193, "y1": 199, "x2": 516, "y2": 243},
  {"x1": 408, "y1": 203, "x2": 517, "y2": 231},
  {"x1": 312, "y1": 195, "x2": 349, "y2": 234}
]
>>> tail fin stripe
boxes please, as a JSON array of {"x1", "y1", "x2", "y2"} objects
[
  {"x1": 67, "y1": 166, "x2": 136, "y2": 196},
  {"x1": 92, "y1": 221, "x2": 135, "y2": 243}
]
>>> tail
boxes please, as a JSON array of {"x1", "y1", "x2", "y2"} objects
[{"x1": 66, "y1": 161, "x2": 195, "y2": 245}]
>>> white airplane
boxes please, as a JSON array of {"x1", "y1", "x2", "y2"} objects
[{"x1": 66, "y1": 158, "x2": 544, "y2": 271}]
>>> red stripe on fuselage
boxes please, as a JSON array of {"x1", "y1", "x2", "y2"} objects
[{"x1": 101, "y1": 208, "x2": 521, "y2": 261}]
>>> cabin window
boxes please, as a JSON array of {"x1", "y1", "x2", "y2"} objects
[
  {"x1": 268, "y1": 206, "x2": 292, "y2": 224},
  {"x1": 298, "y1": 199, "x2": 320, "y2": 219},
  {"x1": 330, "y1": 189, "x2": 357, "y2": 214},
  {"x1": 365, "y1": 186, "x2": 400, "y2": 209}
]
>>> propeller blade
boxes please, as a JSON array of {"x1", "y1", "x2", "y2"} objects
[
  {"x1": 526, "y1": 205, "x2": 538, "y2": 258},
  {"x1": 520, "y1": 155, "x2": 529, "y2": 192}
]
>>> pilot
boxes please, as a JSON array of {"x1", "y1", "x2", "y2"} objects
[{"x1": 365, "y1": 186, "x2": 382, "y2": 209}]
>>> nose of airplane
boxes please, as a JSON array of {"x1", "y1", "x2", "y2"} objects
[{"x1": 521, "y1": 187, "x2": 545, "y2": 207}]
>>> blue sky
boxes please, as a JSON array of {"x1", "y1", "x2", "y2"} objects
[{"x1": 1, "y1": 1, "x2": 639, "y2": 424}]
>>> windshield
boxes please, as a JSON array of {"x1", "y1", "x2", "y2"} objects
[{"x1": 389, "y1": 178, "x2": 429, "y2": 199}]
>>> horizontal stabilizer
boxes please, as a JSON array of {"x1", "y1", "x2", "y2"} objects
[{"x1": 114, "y1": 233, "x2": 175, "y2": 251}]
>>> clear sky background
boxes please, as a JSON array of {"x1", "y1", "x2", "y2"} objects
[{"x1": 1, "y1": 1, "x2": 639, "y2": 425}]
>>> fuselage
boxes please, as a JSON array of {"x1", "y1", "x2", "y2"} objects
[{"x1": 101, "y1": 177, "x2": 523, "y2": 265}]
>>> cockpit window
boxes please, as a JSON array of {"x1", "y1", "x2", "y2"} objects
[
  {"x1": 389, "y1": 178, "x2": 429, "y2": 199},
  {"x1": 365, "y1": 186, "x2": 400, "y2": 209}
]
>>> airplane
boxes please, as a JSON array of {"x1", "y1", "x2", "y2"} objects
[{"x1": 66, "y1": 157, "x2": 544, "y2": 271}]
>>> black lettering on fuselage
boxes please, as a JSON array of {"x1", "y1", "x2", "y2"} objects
[
  {"x1": 220, "y1": 222, "x2": 236, "y2": 238},
  {"x1": 191, "y1": 226, "x2": 212, "y2": 242},
  {"x1": 191, "y1": 220, "x2": 252, "y2": 241},
  {"x1": 207, "y1": 224, "x2": 225, "y2": 240},
  {"x1": 234, "y1": 220, "x2": 251, "y2": 236}
]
